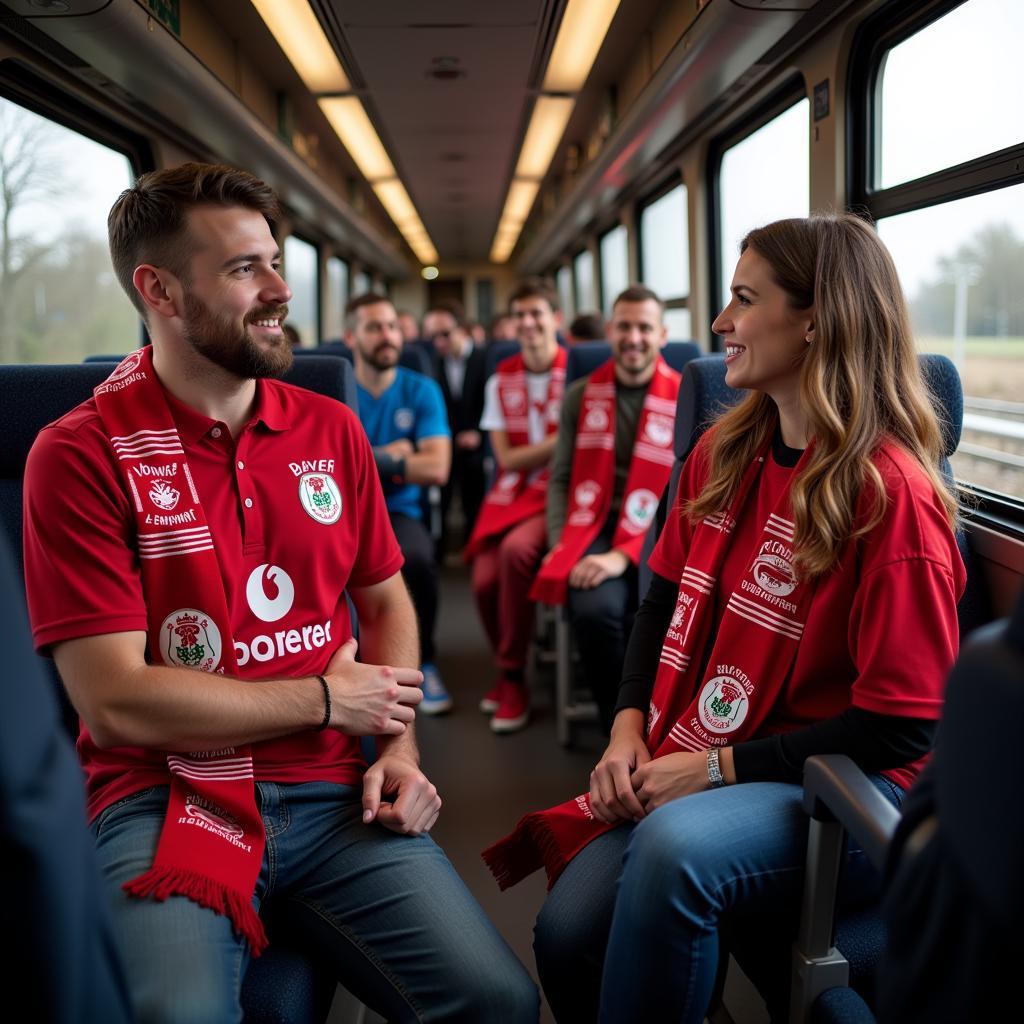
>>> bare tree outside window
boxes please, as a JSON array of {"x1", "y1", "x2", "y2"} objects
[{"x1": 0, "y1": 97, "x2": 135, "y2": 364}]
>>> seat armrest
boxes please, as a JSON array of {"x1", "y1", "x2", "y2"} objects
[{"x1": 802, "y1": 755, "x2": 900, "y2": 872}]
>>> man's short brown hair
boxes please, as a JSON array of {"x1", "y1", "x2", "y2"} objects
[
  {"x1": 612, "y1": 285, "x2": 664, "y2": 313},
  {"x1": 345, "y1": 292, "x2": 395, "y2": 330},
  {"x1": 108, "y1": 162, "x2": 281, "y2": 317},
  {"x1": 508, "y1": 277, "x2": 559, "y2": 312}
]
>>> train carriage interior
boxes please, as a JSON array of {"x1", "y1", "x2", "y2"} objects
[{"x1": 1, "y1": 0, "x2": 1021, "y2": 1021}]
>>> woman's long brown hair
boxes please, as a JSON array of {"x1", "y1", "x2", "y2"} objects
[{"x1": 686, "y1": 214, "x2": 957, "y2": 577}]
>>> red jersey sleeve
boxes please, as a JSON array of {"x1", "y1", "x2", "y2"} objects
[
  {"x1": 847, "y1": 448, "x2": 965, "y2": 719},
  {"x1": 345, "y1": 416, "x2": 404, "y2": 588},
  {"x1": 24, "y1": 416, "x2": 148, "y2": 651}
]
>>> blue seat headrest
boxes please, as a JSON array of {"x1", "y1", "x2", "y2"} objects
[
  {"x1": 566, "y1": 343, "x2": 610, "y2": 384},
  {"x1": 281, "y1": 355, "x2": 357, "y2": 409},
  {"x1": 918, "y1": 353, "x2": 962, "y2": 458},
  {"x1": 485, "y1": 340, "x2": 521, "y2": 380},
  {"x1": 0, "y1": 363, "x2": 112, "y2": 476},
  {"x1": 673, "y1": 356, "x2": 744, "y2": 460}
]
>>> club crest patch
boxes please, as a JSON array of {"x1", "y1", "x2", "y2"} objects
[
  {"x1": 643, "y1": 412, "x2": 674, "y2": 447},
  {"x1": 184, "y1": 796, "x2": 245, "y2": 838},
  {"x1": 624, "y1": 488, "x2": 659, "y2": 531},
  {"x1": 698, "y1": 672, "x2": 752, "y2": 733},
  {"x1": 503, "y1": 389, "x2": 526, "y2": 412},
  {"x1": 95, "y1": 349, "x2": 147, "y2": 395},
  {"x1": 394, "y1": 407, "x2": 414, "y2": 431},
  {"x1": 148, "y1": 478, "x2": 180, "y2": 510},
  {"x1": 161, "y1": 608, "x2": 223, "y2": 672},
  {"x1": 583, "y1": 402, "x2": 610, "y2": 431},
  {"x1": 575, "y1": 480, "x2": 601, "y2": 507},
  {"x1": 298, "y1": 472, "x2": 342, "y2": 524},
  {"x1": 751, "y1": 547, "x2": 798, "y2": 597}
]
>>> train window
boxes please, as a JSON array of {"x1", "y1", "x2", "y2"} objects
[
  {"x1": 323, "y1": 255, "x2": 348, "y2": 342},
  {"x1": 878, "y1": 0, "x2": 1024, "y2": 189},
  {"x1": 574, "y1": 249, "x2": 597, "y2": 315},
  {"x1": 599, "y1": 224, "x2": 628, "y2": 316},
  {"x1": 556, "y1": 264, "x2": 575, "y2": 318},
  {"x1": 352, "y1": 270, "x2": 372, "y2": 297},
  {"x1": 639, "y1": 184, "x2": 689, "y2": 309},
  {"x1": 283, "y1": 235, "x2": 318, "y2": 347},
  {"x1": 718, "y1": 99, "x2": 809, "y2": 307},
  {"x1": 878, "y1": 185, "x2": 1024, "y2": 499},
  {"x1": 855, "y1": 0, "x2": 1024, "y2": 507},
  {"x1": 0, "y1": 95, "x2": 136, "y2": 365}
]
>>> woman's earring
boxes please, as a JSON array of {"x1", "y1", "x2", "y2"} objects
[{"x1": 805, "y1": 334, "x2": 813, "y2": 344}]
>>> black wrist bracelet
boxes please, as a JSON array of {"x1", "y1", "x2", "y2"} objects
[{"x1": 316, "y1": 674, "x2": 331, "y2": 730}]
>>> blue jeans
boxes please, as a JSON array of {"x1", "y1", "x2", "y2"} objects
[
  {"x1": 93, "y1": 782, "x2": 538, "y2": 1023},
  {"x1": 534, "y1": 776, "x2": 903, "y2": 1024}
]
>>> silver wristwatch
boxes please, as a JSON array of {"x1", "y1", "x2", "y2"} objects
[{"x1": 706, "y1": 747, "x2": 725, "y2": 788}]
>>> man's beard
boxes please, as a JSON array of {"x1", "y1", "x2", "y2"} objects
[
  {"x1": 364, "y1": 342, "x2": 400, "y2": 372},
  {"x1": 183, "y1": 293, "x2": 293, "y2": 380}
]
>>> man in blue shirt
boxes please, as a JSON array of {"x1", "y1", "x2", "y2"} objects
[{"x1": 348, "y1": 293, "x2": 454, "y2": 712}]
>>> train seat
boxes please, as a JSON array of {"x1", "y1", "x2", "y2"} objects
[
  {"x1": 792, "y1": 583, "x2": 1023, "y2": 1023},
  {"x1": 0, "y1": 360, "x2": 359, "y2": 1024}
]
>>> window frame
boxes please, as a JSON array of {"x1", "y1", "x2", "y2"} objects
[
  {"x1": 848, "y1": 0, "x2": 1024, "y2": 527},
  {"x1": 598, "y1": 221, "x2": 629, "y2": 316},
  {"x1": 323, "y1": 254, "x2": 349, "y2": 343},
  {"x1": 283, "y1": 233, "x2": 321, "y2": 348},
  {"x1": 636, "y1": 172, "x2": 690, "y2": 323},
  {"x1": 0, "y1": 66, "x2": 153, "y2": 352},
  {"x1": 706, "y1": 77, "x2": 807, "y2": 350},
  {"x1": 572, "y1": 247, "x2": 597, "y2": 315}
]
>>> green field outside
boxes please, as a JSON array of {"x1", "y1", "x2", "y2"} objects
[{"x1": 917, "y1": 336, "x2": 1024, "y2": 359}]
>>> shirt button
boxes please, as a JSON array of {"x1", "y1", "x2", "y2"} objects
[
  {"x1": 211, "y1": 427, "x2": 222, "y2": 439},
  {"x1": 237, "y1": 460, "x2": 245, "y2": 470},
  {"x1": 244, "y1": 498, "x2": 253, "y2": 509}
]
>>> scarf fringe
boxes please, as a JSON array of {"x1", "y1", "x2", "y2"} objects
[
  {"x1": 124, "y1": 866, "x2": 269, "y2": 956},
  {"x1": 482, "y1": 811, "x2": 567, "y2": 891}
]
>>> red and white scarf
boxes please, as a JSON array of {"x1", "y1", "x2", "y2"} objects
[
  {"x1": 530, "y1": 358, "x2": 680, "y2": 605},
  {"x1": 92, "y1": 347, "x2": 268, "y2": 955},
  {"x1": 483, "y1": 440, "x2": 818, "y2": 890},
  {"x1": 464, "y1": 347, "x2": 568, "y2": 559}
]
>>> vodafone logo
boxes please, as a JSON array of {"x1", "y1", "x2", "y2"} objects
[{"x1": 246, "y1": 564, "x2": 295, "y2": 622}]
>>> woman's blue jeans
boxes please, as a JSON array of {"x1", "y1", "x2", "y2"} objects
[
  {"x1": 93, "y1": 781, "x2": 538, "y2": 1023},
  {"x1": 534, "y1": 776, "x2": 903, "y2": 1023}
]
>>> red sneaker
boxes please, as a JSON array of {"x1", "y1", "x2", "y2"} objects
[
  {"x1": 490, "y1": 679, "x2": 529, "y2": 733},
  {"x1": 479, "y1": 680, "x2": 503, "y2": 714}
]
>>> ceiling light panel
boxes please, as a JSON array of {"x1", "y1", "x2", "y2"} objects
[
  {"x1": 251, "y1": 0, "x2": 350, "y2": 93},
  {"x1": 372, "y1": 179, "x2": 421, "y2": 231},
  {"x1": 501, "y1": 179, "x2": 541, "y2": 226},
  {"x1": 543, "y1": 0, "x2": 622, "y2": 92},
  {"x1": 318, "y1": 97, "x2": 396, "y2": 181},
  {"x1": 514, "y1": 96, "x2": 575, "y2": 180}
]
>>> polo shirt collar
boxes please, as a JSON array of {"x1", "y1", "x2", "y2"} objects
[{"x1": 161, "y1": 377, "x2": 290, "y2": 444}]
